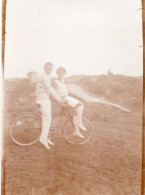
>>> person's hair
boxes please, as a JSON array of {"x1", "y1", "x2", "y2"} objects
[
  {"x1": 44, "y1": 62, "x2": 53, "y2": 70},
  {"x1": 56, "y1": 67, "x2": 66, "y2": 75}
]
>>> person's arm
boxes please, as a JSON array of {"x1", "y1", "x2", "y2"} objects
[
  {"x1": 52, "y1": 79, "x2": 69, "y2": 105},
  {"x1": 41, "y1": 77, "x2": 63, "y2": 103}
]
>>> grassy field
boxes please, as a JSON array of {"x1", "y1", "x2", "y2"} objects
[
  {"x1": 73, "y1": 74, "x2": 142, "y2": 112},
  {"x1": 2, "y1": 75, "x2": 143, "y2": 195}
]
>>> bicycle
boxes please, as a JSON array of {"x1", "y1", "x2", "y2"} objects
[{"x1": 10, "y1": 105, "x2": 92, "y2": 146}]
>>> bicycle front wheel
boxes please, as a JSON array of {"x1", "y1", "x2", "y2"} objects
[
  {"x1": 10, "y1": 113, "x2": 41, "y2": 146},
  {"x1": 63, "y1": 117, "x2": 92, "y2": 144}
]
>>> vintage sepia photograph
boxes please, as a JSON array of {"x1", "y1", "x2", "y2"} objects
[{"x1": 2, "y1": 0, "x2": 144, "y2": 194}]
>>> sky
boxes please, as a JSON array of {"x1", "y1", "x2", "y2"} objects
[{"x1": 4, "y1": 0, "x2": 143, "y2": 78}]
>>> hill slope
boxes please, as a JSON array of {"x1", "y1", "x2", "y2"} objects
[
  {"x1": 67, "y1": 74, "x2": 142, "y2": 112},
  {"x1": 2, "y1": 76, "x2": 142, "y2": 195}
]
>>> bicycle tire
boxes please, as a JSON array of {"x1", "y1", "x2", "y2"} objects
[
  {"x1": 10, "y1": 113, "x2": 41, "y2": 146},
  {"x1": 63, "y1": 117, "x2": 92, "y2": 144}
]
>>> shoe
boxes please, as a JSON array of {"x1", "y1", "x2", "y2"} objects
[
  {"x1": 77, "y1": 124, "x2": 87, "y2": 131},
  {"x1": 74, "y1": 131, "x2": 85, "y2": 138},
  {"x1": 47, "y1": 138, "x2": 54, "y2": 146},
  {"x1": 39, "y1": 138, "x2": 51, "y2": 150}
]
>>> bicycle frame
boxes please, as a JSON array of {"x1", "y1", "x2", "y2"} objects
[
  {"x1": 50, "y1": 106, "x2": 75, "y2": 135},
  {"x1": 10, "y1": 105, "x2": 92, "y2": 146}
]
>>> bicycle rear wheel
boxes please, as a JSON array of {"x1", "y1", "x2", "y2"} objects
[
  {"x1": 63, "y1": 117, "x2": 92, "y2": 144},
  {"x1": 10, "y1": 113, "x2": 41, "y2": 146}
]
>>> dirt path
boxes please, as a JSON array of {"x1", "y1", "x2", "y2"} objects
[{"x1": 67, "y1": 83, "x2": 130, "y2": 112}]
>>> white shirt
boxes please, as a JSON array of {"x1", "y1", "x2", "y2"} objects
[
  {"x1": 35, "y1": 72, "x2": 51, "y2": 100},
  {"x1": 53, "y1": 79, "x2": 68, "y2": 97}
]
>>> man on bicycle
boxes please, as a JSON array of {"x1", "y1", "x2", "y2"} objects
[{"x1": 35, "y1": 62, "x2": 64, "y2": 150}]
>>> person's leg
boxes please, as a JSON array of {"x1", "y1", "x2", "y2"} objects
[
  {"x1": 75, "y1": 102, "x2": 87, "y2": 131},
  {"x1": 63, "y1": 96, "x2": 86, "y2": 136},
  {"x1": 73, "y1": 116, "x2": 84, "y2": 138},
  {"x1": 37, "y1": 100, "x2": 52, "y2": 149}
]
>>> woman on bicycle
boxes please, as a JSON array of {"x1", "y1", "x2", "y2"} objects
[{"x1": 52, "y1": 67, "x2": 87, "y2": 138}]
